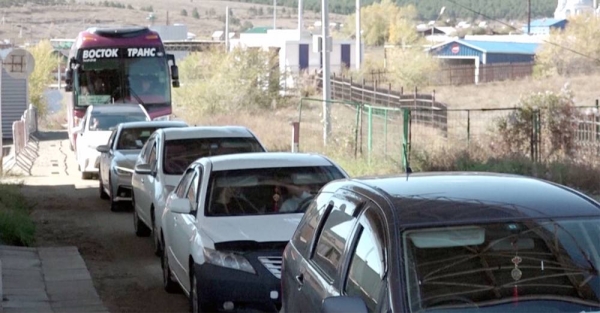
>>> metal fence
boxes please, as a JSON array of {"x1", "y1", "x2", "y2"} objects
[
  {"x1": 296, "y1": 98, "x2": 600, "y2": 171},
  {"x1": 1, "y1": 104, "x2": 38, "y2": 175}
]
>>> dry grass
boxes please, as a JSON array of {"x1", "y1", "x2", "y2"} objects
[{"x1": 2, "y1": 0, "x2": 346, "y2": 43}]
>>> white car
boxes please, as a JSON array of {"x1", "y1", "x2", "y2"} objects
[
  {"x1": 160, "y1": 152, "x2": 349, "y2": 313},
  {"x1": 74, "y1": 104, "x2": 150, "y2": 179},
  {"x1": 131, "y1": 126, "x2": 268, "y2": 257}
]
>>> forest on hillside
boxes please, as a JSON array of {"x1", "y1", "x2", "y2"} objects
[{"x1": 232, "y1": 0, "x2": 557, "y2": 21}]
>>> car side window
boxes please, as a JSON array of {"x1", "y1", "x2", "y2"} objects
[
  {"x1": 148, "y1": 143, "x2": 157, "y2": 169},
  {"x1": 344, "y1": 208, "x2": 386, "y2": 313},
  {"x1": 107, "y1": 130, "x2": 117, "y2": 149},
  {"x1": 140, "y1": 137, "x2": 154, "y2": 162},
  {"x1": 186, "y1": 170, "x2": 200, "y2": 213},
  {"x1": 311, "y1": 195, "x2": 359, "y2": 280},
  {"x1": 175, "y1": 169, "x2": 195, "y2": 198},
  {"x1": 291, "y1": 192, "x2": 331, "y2": 257}
]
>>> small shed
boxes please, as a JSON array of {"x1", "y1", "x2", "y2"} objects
[
  {"x1": 522, "y1": 18, "x2": 568, "y2": 35},
  {"x1": 0, "y1": 48, "x2": 33, "y2": 139}
]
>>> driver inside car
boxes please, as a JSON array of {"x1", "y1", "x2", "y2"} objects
[{"x1": 279, "y1": 184, "x2": 312, "y2": 213}]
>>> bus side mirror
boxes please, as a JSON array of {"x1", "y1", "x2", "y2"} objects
[
  {"x1": 171, "y1": 65, "x2": 179, "y2": 88},
  {"x1": 65, "y1": 68, "x2": 73, "y2": 91}
]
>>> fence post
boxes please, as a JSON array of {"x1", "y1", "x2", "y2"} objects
[
  {"x1": 384, "y1": 109, "x2": 388, "y2": 156},
  {"x1": 354, "y1": 103, "x2": 360, "y2": 158},
  {"x1": 290, "y1": 122, "x2": 300, "y2": 152},
  {"x1": 467, "y1": 110, "x2": 471, "y2": 147},
  {"x1": 596, "y1": 99, "x2": 599, "y2": 144},
  {"x1": 402, "y1": 109, "x2": 411, "y2": 172},
  {"x1": 431, "y1": 90, "x2": 436, "y2": 128},
  {"x1": 348, "y1": 77, "x2": 353, "y2": 101},
  {"x1": 367, "y1": 105, "x2": 373, "y2": 164}
]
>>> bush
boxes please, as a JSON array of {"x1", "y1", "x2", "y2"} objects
[
  {"x1": 0, "y1": 184, "x2": 35, "y2": 246},
  {"x1": 173, "y1": 47, "x2": 289, "y2": 118},
  {"x1": 27, "y1": 40, "x2": 57, "y2": 117},
  {"x1": 493, "y1": 84, "x2": 580, "y2": 161}
]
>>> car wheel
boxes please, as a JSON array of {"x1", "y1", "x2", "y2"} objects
[
  {"x1": 190, "y1": 267, "x2": 215, "y2": 313},
  {"x1": 99, "y1": 171, "x2": 109, "y2": 200},
  {"x1": 152, "y1": 210, "x2": 162, "y2": 257},
  {"x1": 133, "y1": 209, "x2": 151, "y2": 237},
  {"x1": 161, "y1": 246, "x2": 180, "y2": 294}
]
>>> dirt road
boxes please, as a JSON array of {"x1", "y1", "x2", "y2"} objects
[{"x1": 21, "y1": 130, "x2": 189, "y2": 313}]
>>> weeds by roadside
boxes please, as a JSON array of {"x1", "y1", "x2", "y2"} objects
[{"x1": 0, "y1": 183, "x2": 35, "y2": 246}]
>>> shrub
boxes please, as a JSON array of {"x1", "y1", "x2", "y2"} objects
[
  {"x1": 27, "y1": 40, "x2": 57, "y2": 117},
  {"x1": 0, "y1": 184, "x2": 35, "y2": 246}
]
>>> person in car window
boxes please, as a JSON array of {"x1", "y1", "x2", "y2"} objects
[
  {"x1": 211, "y1": 186, "x2": 247, "y2": 215},
  {"x1": 280, "y1": 184, "x2": 312, "y2": 213}
]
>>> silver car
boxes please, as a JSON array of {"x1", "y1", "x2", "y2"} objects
[{"x1": 96, "y1": 120, "x2": 188, "y2": 211}]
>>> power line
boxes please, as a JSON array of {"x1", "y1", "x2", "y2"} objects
[{"x1": 444, "y1": 0, "x2": 600, "y2": 64}]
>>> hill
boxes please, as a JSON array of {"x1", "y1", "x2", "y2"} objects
[
  {"x1": 230, "y1": 0, "x2": 558, "y2": 21},
  {"x1": 0, "y1": 0, "x2": 346, "y2": 43}
]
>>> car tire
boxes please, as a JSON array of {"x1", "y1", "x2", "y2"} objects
[
  {"x1": 161, "y1": 246, "x2": 180, "y2": 294},
  {"x1": 99, "y1": 171, "x2": 109, "y2": 200},
  {"x1": 190, "y1": 267, "x2": 215, "y2": 313},
  {"x1": 133, "y1": 209, "x2": 151, "y2": 237},
  {"x1": 152, "y1": 209, "x2": 162, "y2": 257},
  {"x1": 108, "y1": 174, "x2": 119, "y2": 212}
]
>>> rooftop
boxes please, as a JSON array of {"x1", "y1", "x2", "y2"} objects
[
  {"x1": 160, "y1": 126, "x2": 259, "y2": 141},
  {"x1": 433, "y1": 39, "x2": 541, "y2": 55},
  {"x1": 243, "y1": 27, "x2": 272, "y2": 34},
  {"x1": 118, "y1": 120, "x2": 188, "y2": 129},
  {"x1": 202, "y1": 152, "x2": 345, "y2": 172}
]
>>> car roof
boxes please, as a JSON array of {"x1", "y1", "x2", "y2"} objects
[
  {"x1": 119, "y1": 121, "x2": 188, "y2": 129},
  {"x1": 90, "y1": 104, "x2": 146, "y2": 114},
  {"x1": 332, "y1": 172, "x2": 600, "y2": 227},
  {"x1": 158, "y1": 126, "x2": 257, "y2": 141},
  {"x1": 196, "y1": 152, "x2": 342, "y2": 172}
]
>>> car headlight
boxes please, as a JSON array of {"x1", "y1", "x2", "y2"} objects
[
  {"x1": 114, "y1": 166, "x2": 134, "y2": 176},
  {"x1": 203, "y1": 248, "x2": 256, "y2": 274}
]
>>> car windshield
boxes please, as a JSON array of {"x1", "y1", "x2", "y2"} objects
[
  {"x1": 402, "y1": 218, "x2": 600, "y2": 313},
  {"x1": 205, "y1": 166, "x2": 346, "y2": 216},
  {"x1": 116, "y1": 127, "x2": 161, "y2": 150},
  {"x1": 88, "y1": 112, "x2": 148, "y2": 131},
  {"x1": 162, "y1": 137, "x2": 265, "y2": 175}
]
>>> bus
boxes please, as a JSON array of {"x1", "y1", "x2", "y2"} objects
[{"x1": 64, "y1": 26, "x2": 180, "y2": 151}]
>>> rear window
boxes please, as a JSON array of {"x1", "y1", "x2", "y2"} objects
[
  {"x1": 205, "y1": 166, "x2": 346, "y2": 217},
  {"x1": 162, "y1": 137, "x2": 265, "y2": 175},
  {"x1": 89, "y1": 112, "x2": 148, "y2": 131},
  {"x1": 116, "y1": 127, "x2": 162, "y2": 150},
  {"x1": 403, "y1": 218, "x2": 600, "y2": 312}
]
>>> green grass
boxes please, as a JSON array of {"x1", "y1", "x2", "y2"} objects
[{"x1": 0, "y1": 183, "x2": 35, "y2": 246}]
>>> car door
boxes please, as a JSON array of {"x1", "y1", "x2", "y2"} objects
[
  {"x1": 297, "y1": 191, "x2": 363, "y2": 313},
  {"x1": 132, "y1": 135, "x2": 154, "y2": 213},
  {"x1": 341, "y1": 204, "x2": 389, "y2": 313},
  {"x1": 171, "y1": 166, "x2": 201, "y2": 290},
  {"x1": 139, "y1": 139, "x2": 158, "y2": 225},
  {"x1": 75, "y1": 110, "x2": 89, "y2": 163},
  {"x1": 101, "y1": 129, "x2": 118, "y2": 187}
]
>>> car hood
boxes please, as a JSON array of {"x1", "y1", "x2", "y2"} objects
[
  {"x1": 82, "y1": 131, "x2": 112, "y2": 147},
  {"x1": 114, "y1": 150, "x2": 141, "y2": 169},
  {"x1": 201, "y1": 214, "x2": 304, "y2": 244}
]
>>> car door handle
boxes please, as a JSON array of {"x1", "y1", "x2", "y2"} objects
[{"x1": 295, "y1": 273, "x2": 304, "y2": 289}]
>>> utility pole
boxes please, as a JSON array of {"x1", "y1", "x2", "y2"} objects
[
  {"x1": 355, "y1": 0, "x2": 360, "y2": 70},
  {"x1": 225, "y1": 7, "x2": 230, "y2": 52},
  {"x1": 298, "y1": 0, "x2": 303, "y2": 38},
  {"x1": 321, "y1": 0, "x2": 331, "y2": 145},
  {"x1": 527, "y1": 0, "x2": 531, "y2": 35},
  {"x1": 273, "y1": 0, "x2": 277, "y2": 29}
]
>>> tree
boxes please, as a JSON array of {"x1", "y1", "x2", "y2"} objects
[
  {"x1": 27, "y1": 40, "x2": 57, "y2": 117},
  {"x1": 192, "y1": 8, "x2": 199, "y2": 19},
  {"x1": 535, "y1": 14, "x2": 600, "y2": 77},
  {"x1": 181, "y1": 9, "x2": 187, "y2": 16}
]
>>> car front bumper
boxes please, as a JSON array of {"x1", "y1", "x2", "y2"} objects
[
  {"x1": 111, "y1": 169, "x2": 134, "y2": 202},
  {"x1": 194, "y1": 252, "x2": 283, "y2": 312}
]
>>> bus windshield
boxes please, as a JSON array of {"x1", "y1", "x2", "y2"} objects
[{"x1": 75, "y1": 53, "x2": 171, "y2": 111}]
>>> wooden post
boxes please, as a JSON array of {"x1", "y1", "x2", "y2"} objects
[
  {"x1": 349, "y1": 76, "x2": 353, "y2": 102},
  {"x1": 373, "y1": 80, "x2": 377, "y2": 105}
]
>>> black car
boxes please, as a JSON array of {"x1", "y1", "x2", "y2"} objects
[{"x1": 281, "y1": 172, "x2": 600, "y2": 313}]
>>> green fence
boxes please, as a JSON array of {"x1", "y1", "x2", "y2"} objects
[{"x1": 297, "y1": 97, "x2": 600, "y2": 171}]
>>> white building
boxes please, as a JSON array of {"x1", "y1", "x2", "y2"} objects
[
  {"x1": 229, "y1": 27, "x2": 361, "y2": 88},
  {"x1": 554, "y1": 0, "x2": 595, "y2": 19}
]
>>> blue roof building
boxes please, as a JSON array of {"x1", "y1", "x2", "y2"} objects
[
  {"x1": 522, "y1": 18, "x2": 568, "y2": 35},
  {"x1": 427, "y1": 39, "x2": 541, "y2": 84}
]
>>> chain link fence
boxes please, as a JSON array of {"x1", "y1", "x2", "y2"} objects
[{"x1": 296, "y1": 97, "x2": 600, "y2": 171}]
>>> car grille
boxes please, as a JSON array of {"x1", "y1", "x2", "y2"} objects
[{"x1": 258, "y1": 256, "x2": 282, "y2": 279}]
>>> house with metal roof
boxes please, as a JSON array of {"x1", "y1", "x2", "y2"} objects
[
  {"x1": 428, "y1": 39, "x2": 540, "y2": 84},
  {"x1": 522, "y1": 18, "x2": 568, "y2": 35}
]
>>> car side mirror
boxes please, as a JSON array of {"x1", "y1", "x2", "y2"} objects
[
  {"x1": 169, "y1": 198, "x2": 191, "y2": 214},
  {"x1": 96, "y1": 145, "x2": 110, "y2": 153},
  {"x1": 321, "y1": 296, "x2": 368, "y2": 313},
  {"x1": 134, "y1": 163, "x2": 152, "y2": 175}
]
